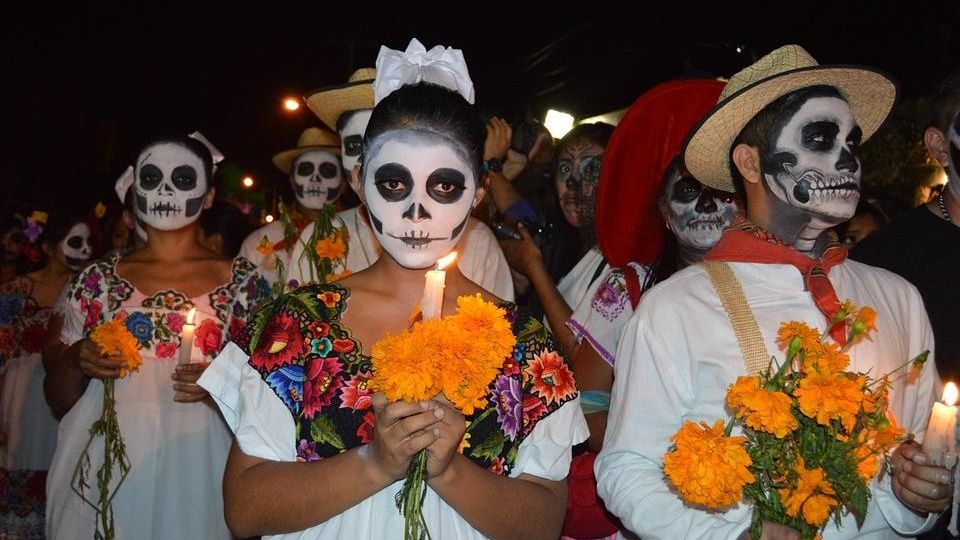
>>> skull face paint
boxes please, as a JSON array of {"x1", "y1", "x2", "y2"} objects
[
  {"x1": 555, "y1": 139, "x2": 603, "y2": 228},
  {"x1": 761, "y1": 96, "x2": 863, "y2": 224},
  {"x1": 134, "y1": 143, "x2": 208, "y2": 231},
  {"x1": 945, "y1": 110, "x2": 960, "y2": 201},
  {"x1": 292, "y1": 149, "x2": 343, "y2": 209},
  {"x1": 61, "y1": 222, "x2": 91, "y2": 270},
  {"x1": 665, "y1": 171, "x2": 739, "y2": 251},
  {"x1": 362, "y1": 131, "x2": 477, "y2": 269},
  {"x1": 339, "y1": 110, "x2": 373, "y2": 175}
]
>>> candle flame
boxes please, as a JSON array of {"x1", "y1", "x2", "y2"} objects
[
  {"x1": 436, "y1": 251, "x2": 458, "y2": 271},
  {"x1": 944, "y1": 382, "x2": 958, "y2": 406},
  {"x1": 186, "y1": 308, "x2": 197, "y2": 325}
]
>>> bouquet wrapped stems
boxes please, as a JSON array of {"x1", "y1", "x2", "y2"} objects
[{"x1": 397, "y1": 449, "x2": 430, "y2": 540}]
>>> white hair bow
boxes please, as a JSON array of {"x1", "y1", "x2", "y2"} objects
[
  {"x1": 188, "y1": 130, "x2": 225, "y2": 175},
  {"x1": 373, "y1": 38, "x2": 475, "y2": 105},
  {"x1": 114, "y1": 165, "x2": 134, "y2": 203}
]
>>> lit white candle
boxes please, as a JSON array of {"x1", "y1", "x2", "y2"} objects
[
  {"x1": 923, "y1": 381, "x2": 959, "y2": 468},
  {"x1": 179, "y1": 308, "x2": 197, "y2": 365},
  {"x1": 420, "y1": 252, "x2": 457, "y2": 321}
]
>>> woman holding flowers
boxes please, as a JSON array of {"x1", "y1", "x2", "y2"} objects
[
  {"x1": 43, "y1": 133, "x2": 269, "y2": 539},
  {"x1": 198, "y1": 39, "x2": 587, "y2": 540},
  {"x1": 0, "y1": 211, "x2": 91, "y2": 538}
]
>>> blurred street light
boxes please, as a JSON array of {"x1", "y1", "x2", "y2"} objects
[
  {"x1": 283, "y1": 98, "x2": 301, "y2": 112},
  {"x1": 544, "y1": 109, "x2": 575, "y2": 139},
  {"x1": 265, "y1": 214, "x2": 275, "y2": 223},
  {"x1": 242, "y1": 176, "x2": 254, "y2": 188}
]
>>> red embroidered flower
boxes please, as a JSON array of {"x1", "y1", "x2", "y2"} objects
[
  {"x1": 502, "y1": 356, "x2": 520, "y2": 376},
  {"x1": 19, "y1": 325, "x2": 45, "y2": 355},
  {"x1": 332, "y1": 338, "x2": 355, "y2": 354},
  {"x1": 229, "y1": 317, "x2": 246, "y2": 341},
  {"x1": 251, "y1": 313, "x2": 304, "y2": 371},
  {"x1": 156, "y1": 341, "x2": 177, "y2": 359},
  {"x1": 522, "y1": 395, "x2": 548, "y2": 435},
  {"x1": 488, "y1": 457, "x2": 505, "y2": 475},
  {"x1": 165, "y1": 312, "x2": 185, "y2": 334},
  {"x1": 339, "y1": 370, "x2": 373, "y2": 410},
  {"x1": 357, "y1": 411, "x2": 376, "y2": 444},
  {"x1": 81, "y1": 298, "x2": 103, "y2": 332},
  {"x1": 317, "y1": 291, "x2": 341, "y2": 308},
  {"x1": 302, "y1": 356, "x2": 345, "y2": 419},
  {"x1": 307, "y1": 321, "x2": 331, "y2": 338},
  {"x1": 195, "y1": 319, "x2": 223, "y2": 356},
  {"x1": 0, "y1": 327, "x2": 15, "y2": 358},
  {"x1": 525, "y1": 351, "x2": 576, "y2": 405}
]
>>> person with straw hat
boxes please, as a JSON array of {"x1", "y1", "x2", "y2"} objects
[
  {"x1": 237, "y1": 126, "x2": 348, "y2": 285},
  {"x1": 596, "y1": 44, "x2": 949, "y2": 539},
  {"x1": 303, "y1": 64, "x2": 516, "y2": 300}
]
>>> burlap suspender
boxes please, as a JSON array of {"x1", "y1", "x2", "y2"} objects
[{"x1": 701, "y1": 261, "x2": 770, "y2": 376}]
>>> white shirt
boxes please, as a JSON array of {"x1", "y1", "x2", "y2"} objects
[
  {"x1": 336, "y1": 206, "x2": 516, "y2": 301},
  {"x1": 238, "y1": 220, "x2": 294, "y2": 285},
  {"x1": 596, "y1": 260, "x2": 939, "y2": 539}
]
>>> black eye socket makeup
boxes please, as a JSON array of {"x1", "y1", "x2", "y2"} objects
[
  {"x1": 139, "y1": 164, "x2": 163, "y2": 190},
  {"x1": 426, "y1": 168, "x2": 466, "y2": 204},
  {"x1": 374, "y1": 163, "x2": 414, "y2": 202},
  {"x1": 319, "y1": 162, "x2": 339, "y2": 179},
  {"x1": 344, "y1": 135, "x2": 363, "y2": 156},
  {"x1": 296, "y1": 161, "x2": 315, "y2": 176},
  {"x1": 801, "y1": 121, "x2": 840, "y2": 152},
  {"x1": 171, "y1": 165, "x2": 198, "y2": 190}
]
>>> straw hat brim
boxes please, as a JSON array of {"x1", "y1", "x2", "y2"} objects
[
  {"x1": 305, "y1": 81, "x2": 375, "y2": 132},
  {"x1": 272, "y1": 145, "x2": 341, "y2": 175},
  {"x1": 683, "y1": 65, "x2": 898, "y2": 192}
]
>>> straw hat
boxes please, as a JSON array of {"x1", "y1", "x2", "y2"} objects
[
  {"x1": 596, "y1": 79, "x2": 725, "y2": 267},
  {"x1": 272, "y1": 127, "x2": 341, "y2": 174},
  {"x1": 305, "y1": 68, "x2": 377, "y2": 131},
  {"x1": 683, "y1": 44, "x2": 897, "y2": 192}
]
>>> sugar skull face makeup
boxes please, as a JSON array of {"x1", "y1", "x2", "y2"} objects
[
  {"x1": 665, "y1": 171, "x2": 739, "y2": 251},
  {"x1": 134, "y1": 142, "x2": 209, "y2": 231},
  {"x1": 556, "y1": 139, "x2": 603, "y2": 228},
  {"x1": 760, "y1": 96, "x2": 863, "y2": 225},
  {"x1": 362, "y1": 131, "x2": 478, "y2": 269},
  {"x1": 61, "y1": 222, "x2": 91, "y2": 270},
  {"x1": 339, "y1": 110, "x2": 373, "y2": 175},
  {"x1": 291, "y1": 149, "x2": 344, "y2": 209}
]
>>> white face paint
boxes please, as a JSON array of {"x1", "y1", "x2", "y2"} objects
[
  {"x1": 339, "y1": 109, "x2": 372, "y2": 175},
  {"x1": 362, "y1": 132, "x2": 477, "y2": 269},
  {"x1": 665, "y1": 171, "x2": 739, "y2": 251},
  {"x1": 134, "y1": 143, "x2": 208, "y2": 231},
  {"x1": 291, "y1": 149, "x2": 343, "y2": 209},
  {"x1": 61, "y1": 222, "x2": 91, "y2": 270},
  {"x1": 946, "y1": 111, "x2": 960, "y2": 200},
  {"x1": 761, "y1": 96, "x2": 863, "y2": 225}
]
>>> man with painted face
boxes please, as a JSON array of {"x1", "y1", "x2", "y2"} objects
[
  {"x1": 304, "y1": 64, "x2": 515, "y2": 300},
  {"x1": 45, "y1": 133, "x2": 270, "y2": 540},
  {"x1": 0, "y1": 211, "x2": 91, "y2": 537},
  {"x1": 596, "y1": 45, "x2": 949, "y2": 540},
  {"x1": 238, "y1": 127, "x2": 347, "y2": 284},
  {"x1": 199, "y1": 40, "x2": 586, "y2": 539}
]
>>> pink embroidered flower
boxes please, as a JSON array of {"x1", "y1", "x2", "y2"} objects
[
  {"x1": 339, "y1": 370, "x2": 373, "y2": 411},
  {"x1": 195, "y1": 319, "x2": 223, "y2": 356},
  {"x1": 165, "y1": 312, "x2": 185, "y2": 334},
  {"x1": 302, "y1": 356, "x2": 345, "y2": 419},
  {"x1": 502, "y1": 356, "x2": 520, "y2": 377},
  {"x1": 156, "y1": 341, "x2": 177, "y2": 359},
  {"x1": 81, "y1": 298, "x2": 103, "y2": 332}
]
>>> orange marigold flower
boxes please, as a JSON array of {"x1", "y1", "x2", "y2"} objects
[
  {"x1": 664, "y1": 420, "x2": 754, "y2": 510},
  {"x1": 803, "y1": 341, "x2": 850, "y2": 374},
  {"x1": 315, "y1": 234, "x2": 347, "y2": 260},
  {"x1": 778, "y1": 458, "x2": 838, "y2": 527},
  {"x1": 795, "y1": 372, "x2": 865, "y2": 432},
  {"x1": 850, "y1": 306, "x2": 878, "y2": 343},
  {"x1": 727, "y1": 376, "x2": 798, "y2": 437},
  {"x1": 90, "y1": 319, "x2": 142, "y2": 378},
  {"x1": 256, "y1": 236, "x2": 274, "y2": 256},
  {"x1": 777, "y1": 321, "x2": 820, "y2": 352},
  {"x1": 855, "y1": 445, "x2": 880, "y2": 482},
  {"x1": 317, "y1": 291, "x2": 342, "y2": 308},
  {"x1": 726, "y1": 376, "x2": 760, "y2": 412}
]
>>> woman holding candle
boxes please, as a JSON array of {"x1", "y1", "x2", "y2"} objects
[
  {"x1": 42, "y1": 133, "x2": 270, "y2": 539},
  {"x1": 199, "y1": 39, "x2": 587, "y2": 540}
]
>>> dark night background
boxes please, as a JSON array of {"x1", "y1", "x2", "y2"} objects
[{"x1": 1, "y1": 2, "x2": 958, "y2": 217}]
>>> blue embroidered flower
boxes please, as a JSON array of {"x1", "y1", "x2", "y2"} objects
[
  {"x1": 491, "y1": 374, "x2": 523, "y2": 441},
  {"x1": 310, "y1": 337, "x2": 333, "y2": 357},
  {"x1": 124, "y1": 312, "x2": 154, "y2": 345},
  {"x1": 266, "y1": 365, "x2": 306, "y2": 414},
  {"x1": 0, "y1": 295, "x2": 23, "y2": 325}
]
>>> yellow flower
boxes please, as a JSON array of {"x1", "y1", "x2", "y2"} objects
[
  {"x1": 315, "y1": 233, "x2": 347, "y2": 260},
  {"x1": 457, "y1": 425, "x2": 471, "y2": 454},
  {"x1": 663, "y1": 420, "x2": 754, "y2": 510},
  {"x1": 90, "y1": 319, "x2": 142, "y2": 378},
  {"x1": 795, "y1": 372, "x2": 865, "y2": 432},
  {"x1": 317, "y1": 291, "x2": 342, "y2": 308},
  {"x1": 779, "y1": 458, "x2": 838, "y2": 527}
]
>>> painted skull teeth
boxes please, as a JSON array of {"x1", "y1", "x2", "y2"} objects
[
  {"x1": 150, "y1": 202, "x2": 183, "y2": 216},
  {"x1": 388, "y1": 230, "x2": 445, "y2": 250}
]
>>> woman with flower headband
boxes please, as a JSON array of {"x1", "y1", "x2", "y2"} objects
[
  {"x1": 199, "y1": 39, "x2": 587, "y2": 539},
  {"x1": 0, "y1": 211, "x2": 91, "y2": 538},
  {"x1": 42, "y1": 133, "x2": 270, "y2": 539}
]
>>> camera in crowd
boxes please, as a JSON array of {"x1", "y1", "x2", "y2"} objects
[
  {"x1": 510, "y1": 119, "x2": 548, "y2": 156},
  {"x1": 490, "y1": 214, "x2": 556, "y2": 247}
]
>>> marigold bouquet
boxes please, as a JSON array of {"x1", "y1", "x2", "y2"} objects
[
  {"x1": 370, "y1": 293, "x2": 516, "y2": 540},
  {"x1": 72, "y1": 319, "x2": 143, "y2": 540},
  {"x1": 663, "y1": 302, "x2": 928, "y2": 539}
]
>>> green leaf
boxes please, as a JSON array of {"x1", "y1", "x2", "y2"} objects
[
  {"x1": 310, "y1": 415, "x2": 346, "y2": 450},
  {"x1": 470, "y1": 431, "x2": 506, "y2": 462},
  {"x1": 517, "y1": 318, "x2": 543, "y2": 343}
]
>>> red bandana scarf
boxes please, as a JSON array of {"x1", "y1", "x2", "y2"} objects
[{"x1": 705, "y1": 220, "x2": 849, "y2": 344}]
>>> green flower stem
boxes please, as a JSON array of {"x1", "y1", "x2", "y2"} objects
[{"x1": 395, "y1": 449, "x2": 431, "y2": 540}]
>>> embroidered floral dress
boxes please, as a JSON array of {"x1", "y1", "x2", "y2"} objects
[
  {"x1": 0, "y1": 277, "x2": 58, "y2": 539},
  {"x1": 45, "y1": 254, "x2": 270, "y2": 540},
  {"x1": 199, "y1": 283, "x2": 588, "y2": 539}
]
